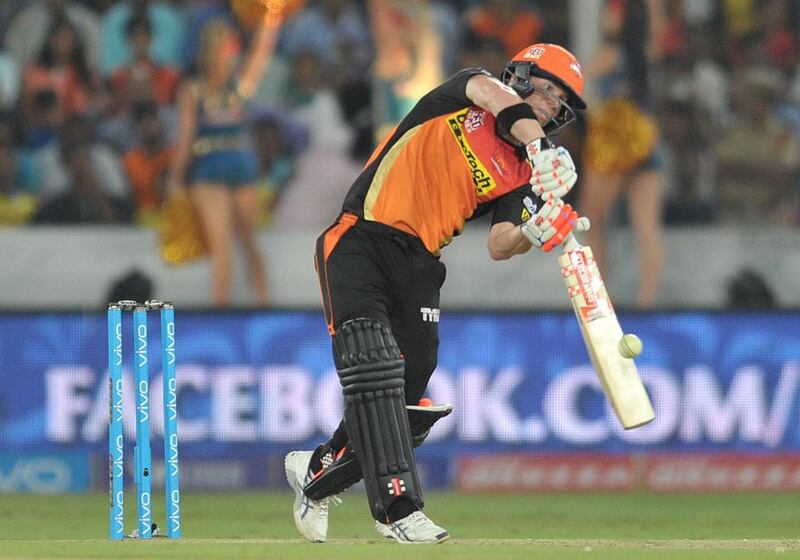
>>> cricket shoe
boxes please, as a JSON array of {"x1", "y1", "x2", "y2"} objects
[
  {"x1": 285, "y1": 450, "x2": 341, "y2": 543},
  {"x1": 375, "y1": 511, "x2": 450, "y2": 544}
]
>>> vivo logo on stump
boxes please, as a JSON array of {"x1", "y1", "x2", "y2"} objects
[
  {"x1": 137, "y1": 381, "x2": 149, "y2": 423},
  {"x1": 136, "y1": 325, "x2": 147, "y2": 367}
]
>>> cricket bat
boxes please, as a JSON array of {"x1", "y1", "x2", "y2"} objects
[{"x1": 558, "y1": 233, "x2": 655, "y2": 429}]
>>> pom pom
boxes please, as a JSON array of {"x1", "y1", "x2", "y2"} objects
[
  {"x1": 159, "y1": 191, "x2": 207, "y2": 266},
  {"x1": 584, "y1": 98, "x2": 658, "y2": 175}
]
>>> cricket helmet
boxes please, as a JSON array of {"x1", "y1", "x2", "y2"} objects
[{"x1": 501, "y1": 43, "x2": 587, "y2": 134}]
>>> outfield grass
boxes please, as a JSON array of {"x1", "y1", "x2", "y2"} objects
[{"x1": 0, "y1": 492, "x2": 798, "y2": 559}]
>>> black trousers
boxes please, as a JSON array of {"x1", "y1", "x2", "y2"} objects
[{"x1": 315, "y1": 213, "x2": 446, "y2": 448}]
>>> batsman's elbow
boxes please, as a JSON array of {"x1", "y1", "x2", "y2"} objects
[
  {"x1": 487, "y1": 244, "x2": 513, "y2": 261},
  {"x1": 487, "y1": 222, "x2": 524, "y2": 260}
]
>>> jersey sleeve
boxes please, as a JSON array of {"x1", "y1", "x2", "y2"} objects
[
  {"x1": 421, "y1": 68, "x2": 492, "y2": 109},
  {"x1": 490, "y1": 184, "x2": 541, "y2": 226}
]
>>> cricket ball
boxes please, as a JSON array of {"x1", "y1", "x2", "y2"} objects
[{"x1": 618, "y1": 333, "x2": 643, "y2": 359}]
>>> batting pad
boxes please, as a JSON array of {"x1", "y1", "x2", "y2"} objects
[{"x1": 334, "y1": 318, "x2": 423, "y2": 519}]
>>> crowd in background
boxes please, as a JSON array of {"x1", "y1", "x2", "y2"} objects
[{"x1": 0, "y1": 0, "x2": 798, "y2": 231}]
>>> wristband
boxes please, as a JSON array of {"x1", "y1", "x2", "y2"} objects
[{"x1": 496, "y1": 102, "x2": 537, "y2": 136}]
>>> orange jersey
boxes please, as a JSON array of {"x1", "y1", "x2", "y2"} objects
[{"x1": 342, "y1": 69, "x2": 535, "y2": 255}]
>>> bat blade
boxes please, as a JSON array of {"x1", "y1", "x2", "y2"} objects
[{"x1": 559, "y1": 241, "x2": 655, "y2": 429}]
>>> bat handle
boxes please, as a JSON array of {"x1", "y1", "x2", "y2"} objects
[{"x1": 562, "y1": 232, "x2": 579, "y2": 252}]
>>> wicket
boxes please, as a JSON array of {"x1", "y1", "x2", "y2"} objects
[{"x1": 107, "y1": 299, "x2": 181, "y2": 540}]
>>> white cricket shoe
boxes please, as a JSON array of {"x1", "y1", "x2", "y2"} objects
[
  {"x1": 285, "y1": 450, "x2": 341, "y2": 543},
  {"x1": 374, "y1": 511, "x2": 450, "y2": 544}
]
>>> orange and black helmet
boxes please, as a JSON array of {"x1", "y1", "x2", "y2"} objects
[{"x1": 502, "y1": 43, "x2": 587, "y2": 134}]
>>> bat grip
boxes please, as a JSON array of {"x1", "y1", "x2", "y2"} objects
[{"x1": 562, "y1": 232, "x2": 579, "y2": 252}]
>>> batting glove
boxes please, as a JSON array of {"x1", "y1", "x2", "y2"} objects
[
  {"x1": 520, "y1": 198, "x2": 590, "y2": 252},
  {"x1": 525, "y1": 139, "x2": 578, "y2": 201}
]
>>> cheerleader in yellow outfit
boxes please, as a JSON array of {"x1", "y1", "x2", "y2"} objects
[{"x1": 579, "y1": 0, "x2": 665, "y2": 308}]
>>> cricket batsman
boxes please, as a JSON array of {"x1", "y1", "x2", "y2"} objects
[{"x1": 285, "y1": 43, "x2": 588, "y2": 544}]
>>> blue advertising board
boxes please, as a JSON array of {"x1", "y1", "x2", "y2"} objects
[{"x1": 0, "y1": 311, "x2": 798, "y2": 491}]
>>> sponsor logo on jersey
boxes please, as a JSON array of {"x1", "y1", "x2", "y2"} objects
[
  {"x1": 464, "y1": 108, "x2": 486, "y2": 132},
  {"x1": 447, "y1": 108, "x2": 496, "y2": 196}
]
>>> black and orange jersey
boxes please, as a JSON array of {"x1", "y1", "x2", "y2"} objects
[{"x1": 341, "y1": 68, "x2": 539, "y2": 255}]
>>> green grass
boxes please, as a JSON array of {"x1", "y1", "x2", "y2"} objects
[{"x1": 0, "y1": 492, "x2": 799, "y2": 559}]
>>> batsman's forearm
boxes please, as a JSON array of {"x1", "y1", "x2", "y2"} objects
[{"x1": 488, "y1": 222, "x2": 533, "y2": 260}]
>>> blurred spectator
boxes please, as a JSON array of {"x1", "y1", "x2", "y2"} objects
[
  {"x1": 579, "y1": 0, "x2": 667, "y2": 309},
  {"x1": 33, "y1": 138, "x2": 133, "y2": 225},
  {"x1": 760, "y1": 0, "x2": 798, "y2": 74},
  {"x1": 272, "y1": 148, "x2": 362, "y2": 230},
  {"x1": 34, "y1": 113, "x2": 129, "y2": 201},
  {"x1": 0, "y1": 4, "x2": 21, "y2": 38},
  {"x1": 280, "y1": 0, "x2": 371, "y2": 87},
  {"x1": 682, "y1": 0, "x2": 719, "y2": 28},
  {"x1": 661, "y1": 1, "x2": 689, "y2": 58},
  {"x1": 251, "y1": 53, "x2": 293, "y2": 110},
  {"x1": 109, "y1": 14, "x2": 181, "y2": 110},
  {"x1": 659, "y1": 29, "x2": 727, "y2": 224},
  {"x1": 272, "y1": 45, "x2": 361, "y2": 229},
  {"x1": 289, "y1": 50, "x2": 354, "y2": 152},
  {"x1": 6, "y1": 0, "x2": 101, "y2": 72},
  {"x1": 458, "y1": 35, "x2": 508, "y2": 77},
  {"x1": 166, "y1": 16, "x2": 281, "y2": 307},
  {"x1": 689, "y1": 33, "x2": 731, "y2": 131},
  {"x1": 0, "y1": 113, "x2": 39, "y2": 190},
  {"x1": 20, "y1": 16, "x2": 98, "y2": 130},
  {"x1": 0, "y1": 37, "x2": 19, "y2": 111},
  {"x1": 370, "y1": 0, "x2": 444, "y2": 141},
  {"x1": 715, "y1": 67, "x2": 800, "y2": 224},
  {"x1": 106, "y1": 268, "x2": 154, "y2": 306},
  {"x1": 722, "y1": 0, "x2": 759, "y2": 41},
  {"x1": 660, "y1": 98, "x2": 716, "y2": 224},
  {"x1": 21, "y1": 89, "x2": 62, "y2": 150},
  {"x1": 791, "y1": 65, "x2": 800, "y2": 108},
  {"x1": 100, "y1": 0, "x2": 185, "y2": 77},
  {"x1": 465, "y1": 0, "x2": 543, "y2": 58},
  {"x1": 726, "y1": 267, "x2": 777, "y2": 309},
  {"x1": 536, "y1": 1, "x2": 572, "y2": 45},
  {"x1": 252, "y1": 111, "x2": 305, "y2": 226},
  {"x1": 122, "y1": 101, "x2": 174, "y2": 225},
  {"x1": 429, "y1": 1, "x2": 464, "y2": 75},
  {"x1": 0, "y1": 113, "x2": 39, "y2": 225},
  {"x1": 180, "y1": 0, "x2": 235, "y2": 72},
  {"x1": 336, "y1": 73, "x2": 373, "y2": 161},
  {"x1": 99, "y1": 12, "x2": 181, "y2": 152}
]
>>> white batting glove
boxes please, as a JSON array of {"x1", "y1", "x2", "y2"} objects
[
  {"x1": 525, "y1": 139, "x2": 578, "y2": 200},
  {"x1": 520, "y1": 198, "x2": 590, "y2": 253}
]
